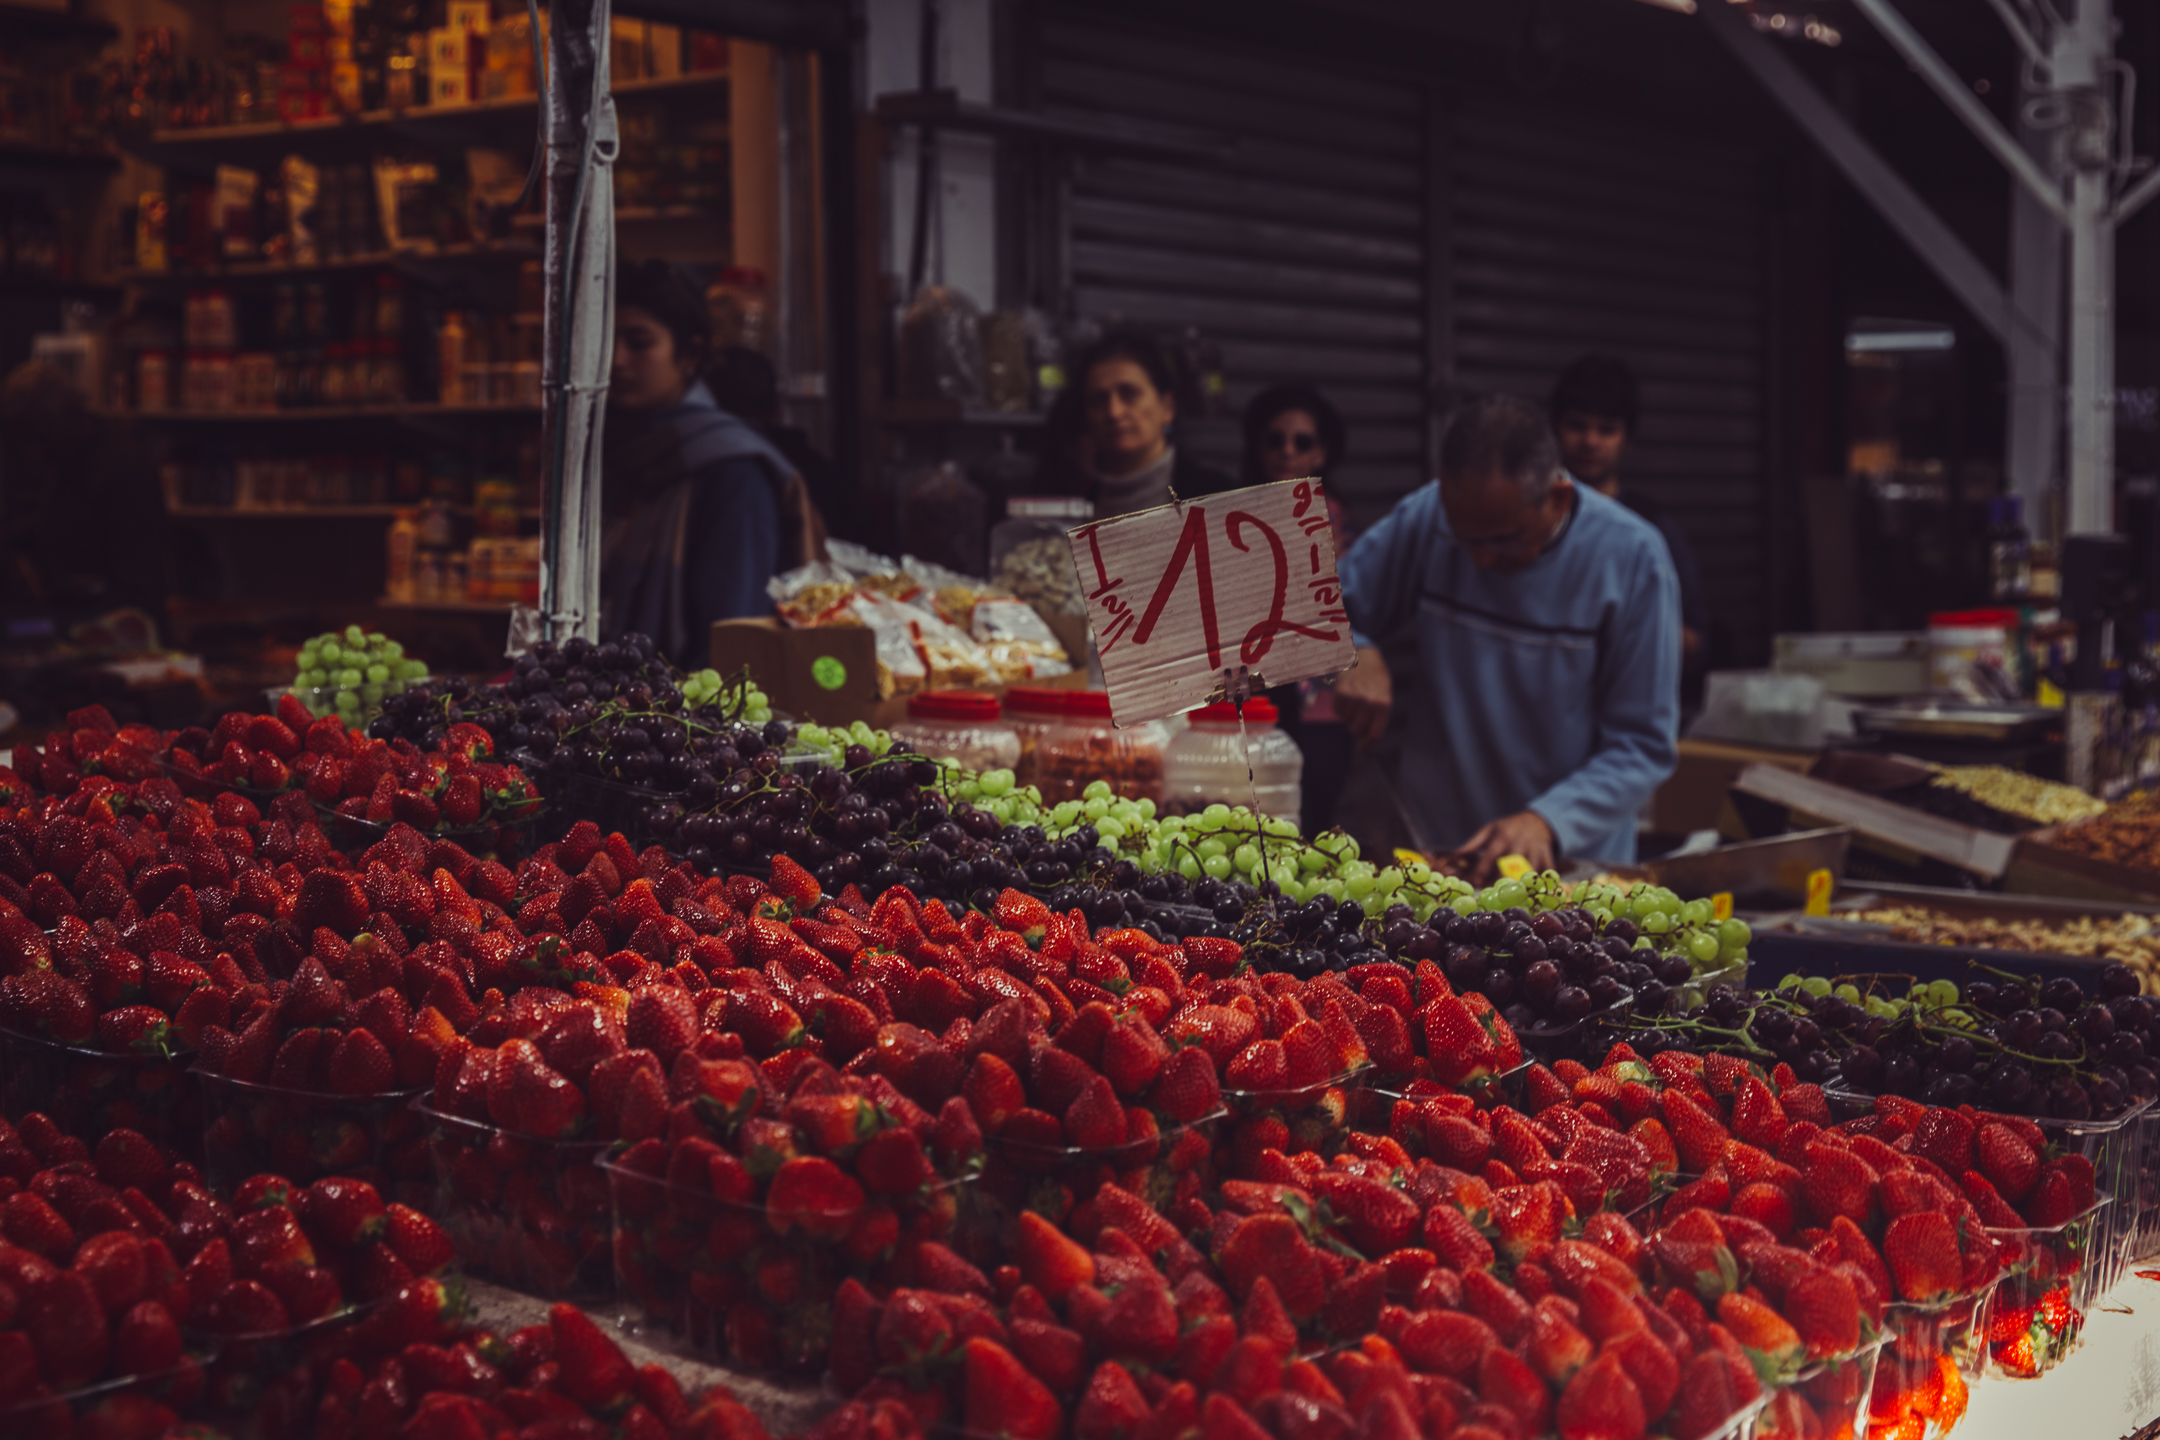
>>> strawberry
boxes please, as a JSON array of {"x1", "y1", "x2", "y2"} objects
[
  {"x1": 1975, "y1": 1122, "x2": 2040, "y2": 1203},
  {"x1": 295, "y1": 869, "x2": 370, "y2": 935},
  {"x1": 1018, "y1": 1209, "x2": 1096, "y2": 1299},
  {"x1": 1661, "y1": 1091, "x2": 1730, "y2": 1173},
  {"x1": 1478, "y1": 1343, "x2": 1552, "y2": 1438},
  {"x1": 768, "y1": 855, "x2": 823, "y2": 914},
  {"x1": 3, "y1": 1191, "x2": 76, "y2": 1261},
  {"x1": 1075, "y1": 1361, "x2": 1151, "y2": 1440},
  {"x1": 1066, "y1": 1075, "x2": 1129, "y2": 1151},
  {"x1": 1669, "y1": 1349, "x2": 1755, "y2": 1440},
  {"x1": 1715, "y1": 1289, "x2": 1801, "y2": 1368},
  {"x1": 1554, "y1": 1349, "x2": 1646, "y2": 1440},
  {"x1": 550, "y1": 1300, "x2": 635, "y2": 1409},
  {"x1": 1101, "y1": 1013, "x2": 1170, "y2": 1099},
  {"x1": 385, "y1": 1204, "x2": 454, "y2": 1274},
  {"x1": 1526, "y1": 1305, "x2": 1595, "y2": 1385},
  {"x1": 1882, "y1": 1211, "x2": 1962, "y2": 1302},
  {"x1": 298, "y1": 1176, "x2": 385, "y2": 1248},
  {"x1": 200, "y1": 1277, "x2": 291, "y2": 1336},
  {"x1": 112, "y1": 1298, "x2": 182, "y2": 1376},
  {"x1": 233, "y1": 1204, "x2": 316, "y2": 1275},
  {"x1": 97, "y1": 1004, "x2": 176, "y2": 1057},
  {"x1": 72, "y1": 1231, "x2": 149, "y2": 1316},
  {"x1": 1311, "y1": 1171, "x2": 1420, "y2": 1256},
  {"x1": 2024, "y1": 1166, "x2": 2081, "y2": 1227},
  {"x1": 626, "y1": 989, "x2": 699, "y2": 1068},
  {"x1": 765, "y1": 1157, "x2": 866, "y2": 1241},
  {"x1": 1800, "y1": 1140, "x2": 1876, "y2": 1227},
  {"x1": 329, "y1": 1026, "x2": 396, "y2": 1097},
  {"x1": 27, "y1": 1270, "x2": 110, "y2": 1387},
  {"x1": 964, "y1": 1337, "x2": 1062, "y2": 1440},
  {"x1": 1910, "y1": 1106, "x2": 1976, "y2": 1175},
  {"x1": 1216, "y1": 1214, "x2": 1325, "y2": 1319},
  {"x1": 1782, "y1": 1266, "x2": 1860, "y2": 1358},
  {"x1": 1488, "y1": 1180, "x2": 1565, "y2": 1264},
  {"x1": 1730, "y1": 1076, "x2": 1786, "y2": 1148},
  {"x1": 440, "y1": 774, "x2": 483, "y2": 828}
]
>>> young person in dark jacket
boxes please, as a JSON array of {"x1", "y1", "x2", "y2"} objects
[
  {"x1": 1043, "y1": 329, "x2": 1235, "y2": 515},
  {"x1": 599, "y1": 260, "x2": 823, "y2": 665}
]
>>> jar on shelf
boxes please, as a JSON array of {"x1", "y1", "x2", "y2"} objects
[
  {"x1": 1002, "y1": 686, "x2": 1068, "y2": 789},
  {"x1": 892, "y1": 691, "x2": 1021, "y2": 772},
  {"x1": 1036, "y1": 691, "x2": 1166, "y2": 803},
  {"x1": 1163, "y1": 697, "x2": 1304, "y2": 830}
]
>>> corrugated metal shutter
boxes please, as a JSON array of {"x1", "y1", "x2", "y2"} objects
[
  {"x1": 1449, "y1": 95, "x2": 1769, "y2": 661},
  {"x1": 1035, "y1": 16, "x2": 1431, "y2": 525}
]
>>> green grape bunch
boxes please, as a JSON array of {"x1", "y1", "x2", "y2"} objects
[{"x1": 290, "y1": 625, "x2": 430, "y2": 727}]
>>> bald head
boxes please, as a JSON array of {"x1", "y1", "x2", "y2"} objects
[{"x1": 1438, "y1": 397, "x2": 1574, "y2": 574}]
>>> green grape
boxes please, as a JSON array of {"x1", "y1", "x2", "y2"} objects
[
  {"x1": 1803, "y1": 976, "x2": 1832, "y2": 999},
  {"x1": 1201, "y1": 853, "x2": 1233, "y2": 880},
  {"x1": 1926, "y1": 979, "x2": 1960, "y2": 1008}
]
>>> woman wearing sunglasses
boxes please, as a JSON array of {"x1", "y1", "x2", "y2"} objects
[{"x1": 1238, "y1": 385, "x2": 1357, "y2": 834}]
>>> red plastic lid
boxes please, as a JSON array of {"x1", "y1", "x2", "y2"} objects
[
  {"x1": 1063, "y1": 691, "x2": 1113, "y2": 719},
  {"x1": 1929, "y1": 609, "x2": 2018, "y2": 628},
  {"x1": 1192, "y1": 698, "x2": 1277, "y2": 724},
  {"x1": 907, "y1": 689, "x2": 1001, "y2": 721},
  {"x1": 1002, "y1": 686, "x2": 1069, "y2": 717}
]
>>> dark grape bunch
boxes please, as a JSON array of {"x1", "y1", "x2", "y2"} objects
[
  {"x1": 1618, "y1": 983, "x2": 1870, "y2": 1084},
  {"x1": 1418, "y1": 904, "x2": 1648, "y2": 1036},
  {"x1": 1833, "y1": 966, "x2": 2159, "y2": 1120}
]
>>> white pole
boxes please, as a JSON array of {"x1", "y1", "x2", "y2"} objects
[
  {"x1": 539, "y1": 0, "x2": 617, "y2": 641},
  {"x1": 2059, "y1": 0, "x2": 2115, "y2": 536}
]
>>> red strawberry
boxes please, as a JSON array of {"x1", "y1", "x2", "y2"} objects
[
  {"x1": 328, "y1": 1026, "x2": 396, "y2": 1097},
  {"x1": 1669, "y1": 1349, "x2": 1756, "y2": 1440},
  {"x1": 1478, "y1": 1344, "x2": 1552, "y2": 1438},
  {"x1": 72, "y1": 1232, "x2": 149, "y2": 1316},
  {"x1": 298, "y1": 1176, "x2": 385, "y2": 1248},
  {"x1": 1716, "y1": 1290, "x2": 1801, "y2": 1367},
  {"x1": 233, "y1": 1205, "x2": 316, "y2": 1276},
  {"x1": 1975, "y1": 1122, "x2": 2040, "y2": 1203},
  {"x1": 1661, "y1": 1091, "x2": 1731, "y2": 1173},
  {"x1": 1075, "y1": 1361, "x2": 1151, "y2": 1440},
  {"x1": 550, "y1": 1300, "x2": 635, "y2": 1409},
  {"x1": 964, "y1": 1337, "x2": 1061, "y2": 1440},
  {"x1": 1066, "y1": 1075, "x2": 1129, "y2": 1151},
  {"x1": 1101, "y1": 1013, "x2": 1170, "y2": 1099},
  {"x1": 97, "y1": 1004, "x2": 175, "y2": 1057},
  {"x1": 2024, "y1": 1166, "x2": 2081, "y2": 1228},
  {"x1": 1782, "y1": 1266, "x2": 1860, "y2": 1358},
  {"x1": 768, "y1": 855, "x2": 823, "y2": 914},
  {"x1": 385, "y1": 1204, "x2": 454, "y2": 1274},
  {"x1": 440, "y1": 773, "x2": 483, "y2": 828},
  {"x1": 27, "y1": 1270, "x2": 109, "y2": 1387},
  {"x1": 112, "y1": 1299, "x2": 182, "y2": 1376},
  {"x1": 1018, "y1": 1210, "x2": 1096, "y2": 1300},
  {"x1": 1910, "y1": 1107, "x2": 1976, "y2": 1175},
  {"x1": 1554, "y1": 1349, "x2": 1646, "y2": 1440},
  {"x1": 766, "y1": 1157, "x2": 866, "y2": 1241},
  {"x1": 1882, "y1": 1211, "x2": 1962, "y2": 1302},
  {"x1": 295, "y1": 869, "x2": 370, "y2": 935},
  {"x1": 1526, "y1": 1305, "x2": 1595, "y2": 1385},
  {"x1": 1800, "y1": 1140, "x2": 1876, "y2": 1227},
  {"x1": 995, "y1": 890, "x2": 1055, "y2": 946}
]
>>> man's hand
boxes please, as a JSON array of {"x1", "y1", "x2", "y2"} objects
[
  {"x1": 1333, "y1": 645, "x2": 1392, "y2": 748},
  {"x1": 1451, "y1": 810, "x2": 1556, "y2": 886}
]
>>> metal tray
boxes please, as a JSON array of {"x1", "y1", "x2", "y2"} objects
[{"x1": 1851, "y1": 702, "x2": 2059, "y2": 743}]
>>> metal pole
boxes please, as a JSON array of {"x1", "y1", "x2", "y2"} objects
[
  {"x1": 539, "y1": 0, "x2": 618, "y2": 642},
  {"x1": 2057, "y1": 0, "x2": 2115, "y2": 536},
  {"x1": 1849, "y1": 0, "x2": 2070, "y2": 225},
  {"x1": 2006, "y1": 66, "x2": 2066, "y2": 538}
]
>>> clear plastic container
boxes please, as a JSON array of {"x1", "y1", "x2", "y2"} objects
[
  {"x1": 1035, "y1": 691, "x2": 1166, "y2": 802},
  {"x1": 1162, "y1": 697, "x2": 1303, "y2": 828},
  {"x1": 1002, "y1": 685, "x2": 1068, "y2": 789},
  {"x1": 891, "y1": 690, "x2": 1021, "y2": 771}
]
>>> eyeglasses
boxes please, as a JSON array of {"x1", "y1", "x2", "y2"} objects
[{"x1": 1263, "y1": 429, "x2": 1319, "y2": 453}]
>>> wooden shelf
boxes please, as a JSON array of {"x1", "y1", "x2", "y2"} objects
[
  {"x1": 119, "y1": 240, "x2": 538, "y2": 285},
  {"x1": 170, "y1": 503, "x2": 542, "y2": 518},
  {"x1": 130, "y1": 70, "x2": 728, "y2": 170},
  {"x1": 376, "y1": 596, "x2": 517, "y2": 613},
  {"x1": 128, "y1": 402, "x2": 539, "y2": 425},
  {"x1": 0, "y1": 138, "x2": 119, "y2": 172},
  {"x1": 0, "y1": 5, "x2": 118, "y2": 45}
]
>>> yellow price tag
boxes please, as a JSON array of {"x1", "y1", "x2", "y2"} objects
[
  {"x1": 1712, "y1": 892, "x2": 1734, "y2": 921},
  {"x1": 1393, "y1": 848, "x2": 1429, "y2": 870},
  {"x1": 1496, "y1": 854, "x2": 1532, "y2": 881},
  {"x1": 1804, "y1": 868, "x2": 1834, "y2": 916}
]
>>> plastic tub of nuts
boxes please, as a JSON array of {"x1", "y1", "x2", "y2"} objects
[{"x1": 1035, "y1": 691, "x2": 1166, "y2": 803}]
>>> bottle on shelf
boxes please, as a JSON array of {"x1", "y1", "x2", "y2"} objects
[
  {"x1": 385, "y1": 508, "x2": 420, "y2": 600},
  {"x1": 438, "y1": 309, "x2": 467, "y2": 404},
  {"x1": 1987, "y1": 496, "x2": 2032, "y2": 604}
]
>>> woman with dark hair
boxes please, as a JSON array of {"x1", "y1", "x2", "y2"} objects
[
  {"x1": 600, "y1": 260, "x2": 825, "y2": 665},
  {"x1": 1045, "y1": 328, "x2": 1235, "y2": 517},
  {"x1": 1238, "y1": 382, "x2": 1346, "y2": 490},
  {"x1": 1237, "y1": 383, "x2": 1357, "y2": 834}
]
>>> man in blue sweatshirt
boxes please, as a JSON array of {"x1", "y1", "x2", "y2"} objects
[{"x1": 1332, "y1": 394, "x2": 1680, "y2": 879}]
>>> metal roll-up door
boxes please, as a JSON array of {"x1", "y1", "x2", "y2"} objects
[
  {"x1": 1035, "y1": 14, "x2": 1431, "y2": 528},
  {"x1": 1449, "y1": 95, "x2": 1770, "y2": 662}
]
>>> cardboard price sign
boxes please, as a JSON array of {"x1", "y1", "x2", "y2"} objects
[{"x1": 1066, "y1": 479, "x2": 1357, "y2": 726}]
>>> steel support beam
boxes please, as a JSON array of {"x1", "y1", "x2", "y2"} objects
[
  {"x1": 2006, "y1": 76, "x2": 2065, "y2": 537},
  {"x1": 2056, "y1": 0, "x2": 2115, "y2": 536},
  {"x1": 1699, "y1": 2, "x2": 2052, "y2": 353},
  {"x1": 1849, "y1": 0, "x2": 2069, "y2": 225},
  {"x1": 2119, "y1": 164, "x2": 2160, "y2": 224}
]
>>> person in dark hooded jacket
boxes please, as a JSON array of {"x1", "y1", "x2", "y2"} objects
[{"x1": 599, "y1": 260, "x2": 823, "y2": 665}]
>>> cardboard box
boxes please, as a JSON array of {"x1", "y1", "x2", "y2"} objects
[
  {"x1": 710, "y1": 618, "x2": 1090, "y2": 730},
  {"x1": 1650, "y1": 737, "x2": 1816, "y2": 837}
]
